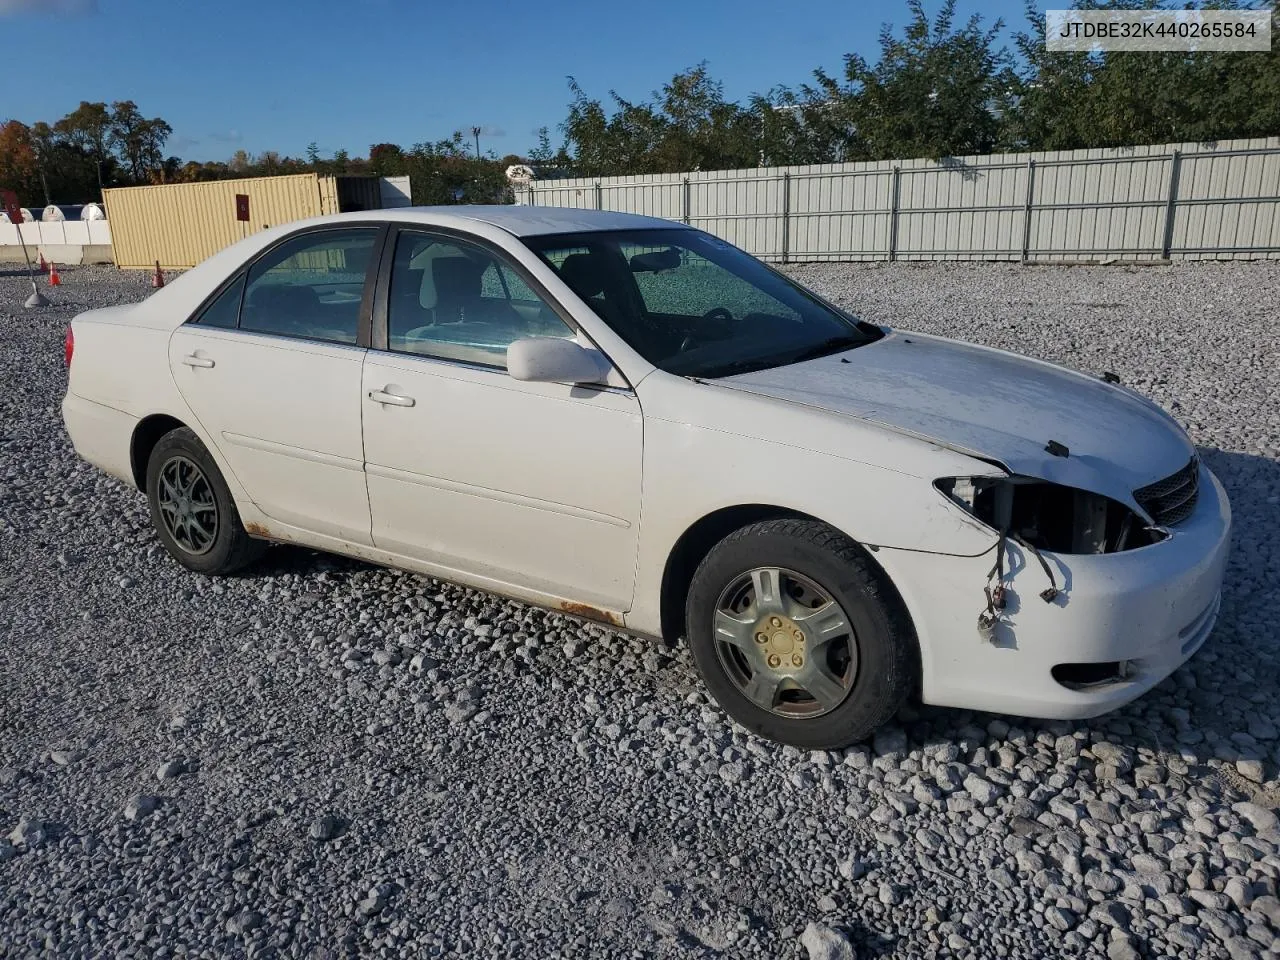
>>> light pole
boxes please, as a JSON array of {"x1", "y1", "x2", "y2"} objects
[
  {"x1": 32, "y1": 143, "x2": 52, "y2": 207},
  {"x1": 471, "y1": 126, "x2": 481, "y2": 158}
]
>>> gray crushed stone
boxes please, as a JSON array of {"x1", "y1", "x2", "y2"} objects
[{"x1": 1, "y1": 260, "x2": 1278, "y2": 958}]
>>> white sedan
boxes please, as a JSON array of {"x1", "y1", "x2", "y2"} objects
[{"x1": 62, "y1": 207, "x2": 1231, "y2": 748}]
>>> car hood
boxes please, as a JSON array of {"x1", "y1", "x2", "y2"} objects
[{"x1": 719, "y1": 330, "x2": 1195, "y2": 508}]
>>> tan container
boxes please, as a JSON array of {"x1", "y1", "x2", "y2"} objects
[{"x1": 103, "y1": 174, "x2": 342, "y2": 270}]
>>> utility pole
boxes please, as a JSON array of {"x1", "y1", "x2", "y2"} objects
[
  {"x1": 33, "y1": 144, "x2": 51, "y2": 206},
  {"x1": 471, "y1": 126, "x2": 481, "y2": 158}
]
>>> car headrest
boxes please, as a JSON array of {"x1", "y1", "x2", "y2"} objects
[
  {"x1": 432, "y1": 256, "x2": 484, "y2": 304},
  {"x1": 394, "y1": 266, "x2": 426, "y2": 304},
  {"x1": 558, "y1": 252, "x2": 608, "y2": 299}
]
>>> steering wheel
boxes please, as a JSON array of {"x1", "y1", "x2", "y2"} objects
[{"x1": 680, "y1": 307, "x2": 737, "y2": 353}]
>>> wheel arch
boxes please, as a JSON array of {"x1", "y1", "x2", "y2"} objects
[
  {"x1": 657, "y1": 504, "x2": 916, "y2": 648},
  {"x1": 130, "y1": 413, "x2": 188, "y2": 492}
]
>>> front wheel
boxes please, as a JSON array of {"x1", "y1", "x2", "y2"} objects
[
  {"x1": 146, "y1": 427, "x2": 264, "y2": 575},
  {"x1": 685, "y1": 518, "x2": 917, "y2": 749}
]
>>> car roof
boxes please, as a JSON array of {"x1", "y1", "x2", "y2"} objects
[{"x1": 385, "y1": 205, "x2": 688, "y2": 237}]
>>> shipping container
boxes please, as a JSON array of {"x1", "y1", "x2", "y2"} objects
[{"x1": 102, "y1": 174, "x2": 402, "y2": 269}]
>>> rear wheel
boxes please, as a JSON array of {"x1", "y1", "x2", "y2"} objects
[
  {"x1": 146, "y1": 428, "x2": 264, "y2": 575},
  {"x1": 685, "y1": 518, "x2": 916, "y2": 749}
]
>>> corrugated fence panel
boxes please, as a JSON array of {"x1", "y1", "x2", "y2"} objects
[
  {"x1": 601, "y1": 180, "x2": 683, "y2": 219},
  {"x1": 522, "y1": 137, "x2": 1280, "y2": 262},
  {"x1": 690, "y1": 174, "x2": 785, "y2": 257},
  {"x1": 532, "y1": 182, "x2": 600, "y2": 209},
  {"x1": 896, "y1": 160, "x2": 1026, "y2": 259},
  {"x1": 1175, "y1": 149, "x2": 1280, "y2": 258},
  {"x1": 790, "y1": 167, "x2": 894, "y2": 261},
  {"x1": 104, "y1": 174, "x2": 325, "y2": 269},
  {"x1": 1030, "y1": 154, "x2": 1170, "y2": 261}
]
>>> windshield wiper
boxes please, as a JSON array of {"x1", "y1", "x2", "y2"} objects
[
  {"x1": 692, "y1": 333, "x2": 869, "y2": 379},
  {"x1": 787, "y1": 334, "x2": 866, "y2": 364},
  {"x1": 694, "y1": 358, "x2": 775, "y2": 378}
]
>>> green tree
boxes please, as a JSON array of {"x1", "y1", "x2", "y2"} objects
[
  {"x1": 0, "y1": 120, "x2": 40, "y2": 202},
  {"x1": 368, "y1": 142, "x2": 404, "y2": 175},
  {"x1": 558, "y1": 9, "x2": 1016, "y2": 173},
  {"x1": 528, "y1": 126, "x2": 556, "y2": 166},
  {"x1": 824, "y1": 0, "x2": 1015, "y2": 160},
  {"x1": 55, "y1": 101, "x2": 112, "y2": 161},
  {"x1": 651, "y1": 64, "x2": 758, "y2": 170},
  {"x1": 108, "y1": 100, "x2": 173, "y2": 182},
  {"x1": 1006, "y1": 0, "x2": 1280, "y2": 150},
  {"x1": 562, "y1": 65, "x2": 761, "y2": 176}
]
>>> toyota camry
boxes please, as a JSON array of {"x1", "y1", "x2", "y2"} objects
[{"x1": 61, "y1": 206, "x2": 1231, "y2": 748}]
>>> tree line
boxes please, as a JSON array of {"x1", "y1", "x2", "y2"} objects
[
  {"x1": 0, "y1": 106, "x2": 512, "y2": 208},
  {"x1": 2, "y1": 0, "x2": 1276, "y2": 207},
  {"x1": 556, "y1": 0, "x2": 1280, "y2": 177},
  {"x1": 0, "y1": 100, "x2": 173, "y2": 206}
]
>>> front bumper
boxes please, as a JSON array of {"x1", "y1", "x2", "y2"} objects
[{"x1": 876, "y1": 463, "x2": 1231, "y2": 719}]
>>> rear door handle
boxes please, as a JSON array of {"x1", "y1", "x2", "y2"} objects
[
  {"x1": 368, "y1": 388, "x2": 415, "y2": 407},
  {"x1": 182, "y1": 354, "x2": 215, "y2": 368}
]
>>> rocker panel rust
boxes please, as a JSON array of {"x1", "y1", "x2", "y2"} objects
[
  {"x1": 557, "y1": 600, "x2": 625, "y2": 628},
  {"x1": 238, "y1": 519, "x2": 627, "y2": 629}
]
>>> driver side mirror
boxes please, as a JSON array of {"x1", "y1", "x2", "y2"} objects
[{"x1": 507, "y1": 337, "x2": 614, "y2": 385}]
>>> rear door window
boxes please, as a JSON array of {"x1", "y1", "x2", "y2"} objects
[{"x1": 240, "y1": 229, "x2": 377, "y2": 344}]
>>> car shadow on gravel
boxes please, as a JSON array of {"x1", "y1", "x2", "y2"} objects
[
  {"x1": 249, "y1": 543, "x2": 366, "y2": 578},
  {"x1": 910, "y1": 446, "x2": 1280, "y2": 801}
]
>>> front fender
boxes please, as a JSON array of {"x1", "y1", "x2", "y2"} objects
[{"x1": 626, "y1": 378, "x2": 1004, "y2": 637}]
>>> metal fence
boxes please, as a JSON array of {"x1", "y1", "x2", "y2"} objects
[{"x1": 518, "y1": 137, "x2": 1280, "y2": 262}]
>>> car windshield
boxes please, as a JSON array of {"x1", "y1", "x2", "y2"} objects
[{"x1": 524, "y1": 229, "x2": 882, "y2": 377}]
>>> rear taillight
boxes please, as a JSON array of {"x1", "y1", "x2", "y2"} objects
[{"x1": 65, "y1": 327, "x2": 74, "y2": 368}]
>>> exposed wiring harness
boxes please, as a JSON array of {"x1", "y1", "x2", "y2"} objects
[
  {"x1": 977, "y1": 532, "x2": 1008, "y2": 643},
  {"x1": 1012, "y1": 533, "x2": 1061, "y2": 603},
  {"x1": 977, "y1": 530, "x2": 1063, "y2": 642}
]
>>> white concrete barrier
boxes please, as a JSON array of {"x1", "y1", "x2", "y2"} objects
[{"x1": 0, "y1": 219, "x2": 114, "y2": 264}]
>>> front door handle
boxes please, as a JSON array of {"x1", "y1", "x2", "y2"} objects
[
  {"x1": 368, "y1": 388, "x2": 415, "y2": 407},
  {"x1": 182, "y1": 354, "x2": 215, "y2": 368}
]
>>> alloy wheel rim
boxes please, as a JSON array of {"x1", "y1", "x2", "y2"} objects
[
  {"x1": 157, "y1": 455, "x2": 219, "y2": 556},
  {"x1": 712, "y1": 566, "x2": 857, "y2": 718}
]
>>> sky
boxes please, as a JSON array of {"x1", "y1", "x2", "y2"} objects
[{"x1": 0, "y1": 0, "x2": 1046, "y2": 163}]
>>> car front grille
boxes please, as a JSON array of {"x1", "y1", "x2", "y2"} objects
[{"x1": 1134, "y1": 457, "x2": 1200, "y2": 526}]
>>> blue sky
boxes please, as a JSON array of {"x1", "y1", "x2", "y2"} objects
[{"x1": 2, "y1": 0, "x2": 1044, "y2": 162}]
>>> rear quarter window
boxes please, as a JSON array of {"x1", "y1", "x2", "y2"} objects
[{"x1": 191, "y1": 275, "x2": 246, "y2": 329}]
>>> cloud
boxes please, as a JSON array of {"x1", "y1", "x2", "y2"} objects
[
  {"x1": 479, "y1": 126, "x2": 506, "y2": 138},
  {"x1": 0, "y1": 0, "x2": 98, "y2": 16},
  {"x1": 168, "y1": 134, "x2": 201, "y2": 153},
  {"x1": 207, "y1": 130, "x2": 244, "y2": 144}
]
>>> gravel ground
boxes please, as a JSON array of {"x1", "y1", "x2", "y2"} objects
[{"x1": 2, "y1": 260, "x2": 1279, "y2": 960}]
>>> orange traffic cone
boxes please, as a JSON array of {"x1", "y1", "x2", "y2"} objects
[
  {"x1": 152, "y1": 261, "x2": 164, "y2": 289},
  {"x1": 48, "y1": 262, "x2": 60, "y2": 286},
  {"x1": 38, "y1": 251, "x2": 48, "y2": 273}
]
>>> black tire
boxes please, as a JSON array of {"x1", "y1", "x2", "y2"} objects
[
  {"x1": 685, "y1": 518, "x2": 917, "y2": 750},
  {"x1": 145, "y1": 427, "x2": 265, "y2": 575}
]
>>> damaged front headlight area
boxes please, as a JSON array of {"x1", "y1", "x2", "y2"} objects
[{"x1": 935, "y1": 476, "x2": 1167, "y2": 555}]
